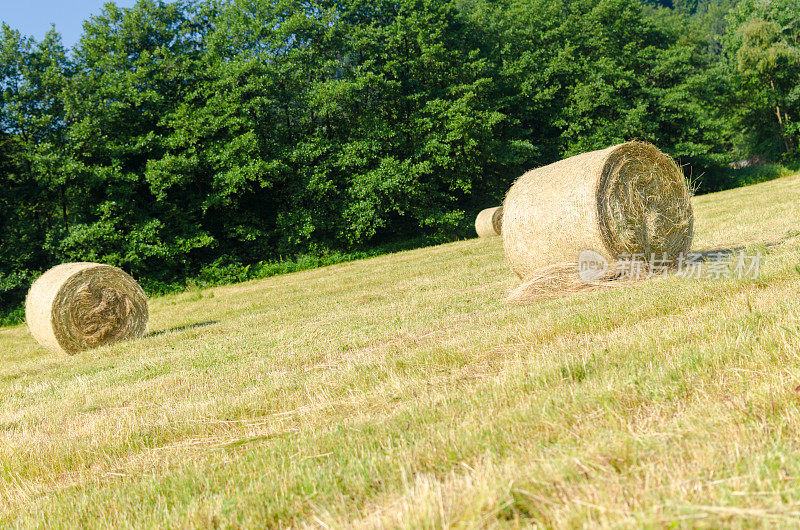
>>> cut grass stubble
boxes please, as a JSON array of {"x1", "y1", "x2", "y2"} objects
[{"x1": 1, "y1": 174, "x2": 800, "y2": 527}]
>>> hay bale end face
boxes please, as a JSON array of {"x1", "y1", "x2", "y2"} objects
[
  {"x1": 502, "y1": 142, "x2": 693, "y2": 292},
  {"x1": 475, "y1": 206, "x2": 503, "y2": 237},
  {"x1": 25, "y1": 262, "x2": 149, "y2": 355}
]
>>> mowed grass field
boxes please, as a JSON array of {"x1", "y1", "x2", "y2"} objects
[{"x1": 2, "y1": 174, "x2": 800, "y2": 528}]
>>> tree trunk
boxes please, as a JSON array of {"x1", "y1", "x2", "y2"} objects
[{"x1": 769, "y1": 78, "x2": 791, "y2": 152}]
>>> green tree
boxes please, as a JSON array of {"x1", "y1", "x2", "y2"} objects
[
  {"x1": 60, "y1": 0, "x2": 214, "y2": 280},
  {"x1": 725, "y1": 0, "x2": 800, "y2": 159},
  {"x1": 0, "y1": 25, "x2": 71, "y2": 314}
]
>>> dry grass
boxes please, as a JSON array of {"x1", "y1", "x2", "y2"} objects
[{"x1": 2, "y1": 174, "x2": 800, "y2": 527}]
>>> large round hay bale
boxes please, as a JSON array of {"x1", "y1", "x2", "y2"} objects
[
  {"x1": 25, "y1": 262, "x2": 149, "y2": 355},
  {"x1": 503, "y1": 141, "x2": 693, "y2": 289},
  {"x1": 475, "y1": 206, "x2": 503, "y2": 237}
]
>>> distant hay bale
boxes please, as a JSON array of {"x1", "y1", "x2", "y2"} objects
[
  {"x1": 475, "y1": 206, "x2": 503, "y2": 237},
  {"x1": 25, "y1": 262, "x2": 149, "y2": 355},
  {"x1": 502, "y1": 141, "x2": 693, "y2": 299}
]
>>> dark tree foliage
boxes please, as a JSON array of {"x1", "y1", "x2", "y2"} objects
[{"x1": 0, "y1": 0, "x2": 798, "y2": 317}]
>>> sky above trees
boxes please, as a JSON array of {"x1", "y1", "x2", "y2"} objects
[{"x1": 1, "y1": 0, "x2": 141, "y2": 46}]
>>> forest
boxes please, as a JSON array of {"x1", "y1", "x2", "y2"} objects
[{"x1": 1, "y1": 0, "x2": 798, "y2": 321}]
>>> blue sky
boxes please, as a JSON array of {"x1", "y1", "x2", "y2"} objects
[{"x1": 1, "y1": 0, "x2": 139, "y2": 48}]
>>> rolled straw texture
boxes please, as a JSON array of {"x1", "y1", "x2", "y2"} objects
[
  {"x1": 502, "y1": 141, "x2": 693, "y2": 282},
  {"x1": 475, "y1": 206, "x2": 503, "y2": 237},
  {"x1": 25, "y1": 262, "x2": 148, "y2": 355}
]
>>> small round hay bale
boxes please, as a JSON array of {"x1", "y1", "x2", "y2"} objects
[
  {"x1": 503, "y1": 141, "x2": 693, "y2": 287},
  {"x1": 25, "y1": 262, "x2": 149, "y2": 355},
  {"x1": 475, "y1": 206, "x2": 503, "y2": 237}
]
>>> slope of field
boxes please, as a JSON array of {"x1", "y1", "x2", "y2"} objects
[{"x1": 2, "y1": 174, "x2": 800, "y2": 527}]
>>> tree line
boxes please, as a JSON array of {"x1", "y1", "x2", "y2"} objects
[{"x1": 1, "y1": 0, "x2": 798, "y2": 320}]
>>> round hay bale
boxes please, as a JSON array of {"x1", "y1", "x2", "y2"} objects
[
  {"x1": 502, "y1": 141, "x2": 693, "y2": 291},
  {"x1": 25, "y1": 262, "x2": 149, "y2": 355},
  {"x1": 475, "y1": 206, "x2": 503, "y2": 238}
]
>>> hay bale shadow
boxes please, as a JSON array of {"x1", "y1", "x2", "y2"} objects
[{"x1": 146, "y1": 321, "x2": 218, "y2": 338}]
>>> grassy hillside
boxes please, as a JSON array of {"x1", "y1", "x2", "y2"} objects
[{"x1": 2, "y1": 174, "x2": 800, "y2": 527}]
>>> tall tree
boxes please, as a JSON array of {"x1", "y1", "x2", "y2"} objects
[
  {"x1": 61, "y1": 0, "x2": 214, "y2": 280},
  {"x1": 0, "y1": 25, "x2": 71, "y2": 312},
  {"x1": 725, "y1": 0, "x2": 800, "y2": 159}
]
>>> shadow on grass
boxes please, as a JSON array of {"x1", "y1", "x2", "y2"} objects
[
  {"x1": 146, "y1": 321, "x2": 219, "y2": 338},
  {"x1": 691, "y1": 233, "x2": 793, "y2": 263}
]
